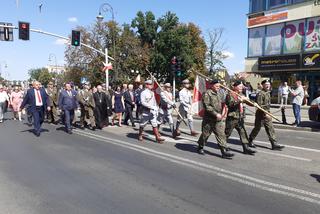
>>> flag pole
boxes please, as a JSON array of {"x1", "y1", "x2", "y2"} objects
[
  {"x1": 145, "y1": 68, "x2": 190, "y2": 128},
  {"x1": 194, "y1": 71, "x2": 281, "y2": 122}
]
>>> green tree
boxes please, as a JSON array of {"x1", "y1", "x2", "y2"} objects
[
  {"x1": 131, "y1": 11, "x2": 158, "y2": 47},
  {"x1": 28, "y1": 68, "x2": 54, "y2": 86}
]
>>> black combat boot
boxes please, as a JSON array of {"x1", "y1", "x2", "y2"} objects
[
  {"x1": 219, "y1": 146, "x2": 234, "y2": 159},
  {"x1": 197, "y1": 146, "x2": 205, "y2": 155},
  {"x1": 271, "y1": 141, "x2": 285, "y2": 150},
  {"x1": 248, "y1": 137, "x2": 256, "y2": 148},
  {"x1": 242, "y1": 143, "x2": 256, "y2": 155}
]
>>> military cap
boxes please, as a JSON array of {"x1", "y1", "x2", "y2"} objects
[
  {"x1": 182, "y1": 79, "x2": 190, "y2": 84},
  {"x1": 145, "y1": 79, "x2": 153, "y2": 85},
  {"x1": 164, "y1": 83, "x2": 171, "y2": 87},
  {"x1": 261, "y1": 79, "x2": 270, "y2": 85},
  {"x1": 210, "y1": 79, "x2": 220, "y2": 85},
  {"x1": 233, "y1": 80, "x2": 243, "y2": 87}
]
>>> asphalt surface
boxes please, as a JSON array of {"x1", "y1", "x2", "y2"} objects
[{"x1": 0, "y1": 114, "x2": 319, "y2": 214}]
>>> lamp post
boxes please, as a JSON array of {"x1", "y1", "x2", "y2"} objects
[
  {"x1": 0, "y1": 61, "x2": 8, "y2": 79},
  {"x1": 48, "y1": 53, "x2": 58, "y2": 85},
  {"x1": 97, "y1": 2, "x2": 117, "y2": 85}
]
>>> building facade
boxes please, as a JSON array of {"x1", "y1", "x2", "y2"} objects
[{"x1": 246, "y1": 0, "x2": 320, "y2": 103}]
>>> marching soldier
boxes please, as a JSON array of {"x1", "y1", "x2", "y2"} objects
[
  {"x1": 197, "y1": 80, "x2": 234, "y2": 159},
  {"x1": 138, "y1": 80, "x2": 164, "y2": 144},
  {"x1": 174, "y1": 79, "x2": 197, "y2": 138},
  {"x1": 225, "y1": 80, "x2": 256, "y2": 155},
  {"x1": 46, "y1": 81, "x2": 59, "y2": 124},
  {"x1": 78, "y1": 83, "x2": 96, "y2": 130},
  {"x1": 157, "y1": 83, "x2": 176, "y2": 136},
  {"x1": 248, "y1": 80, "x2": 284, "y2": 150}
]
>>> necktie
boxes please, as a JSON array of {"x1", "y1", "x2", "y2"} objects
[
  {"x1": 36, "y1": 90, "x2": 42, "y2": 104},
  {"x1": 68, "y1": 91, "x2": 72, "y2": 97}
]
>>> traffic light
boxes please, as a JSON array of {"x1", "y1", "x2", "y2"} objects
[
  {"x1": 71, "y1": 30, "x2": 80, "y2": 46},
  {"x1": 176, "y1": 58, "x2": 182, "y2": 77},
  {"x1": 18, "y1": 21, "x2": 30, "y2": 40},
  {"x1": 170, "y1": 56, "x2": 176, "y2": 76}
]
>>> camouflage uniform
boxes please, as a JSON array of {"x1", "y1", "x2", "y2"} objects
[
  {"x1": 78, "y1": 89, "x2": 96, "y2": 128},
  {"x1": 225, "y1": 92, "x2": 249, "y2": 143},
  {"x1": 197, "y1": 89, "x2": 228, "y2": 150},
  {"x1": 249, "y1": 90, "x2": 277, "y2": 145},
  {"x1": 46, "y1": 86, "x2": 59, "y2": 123}
]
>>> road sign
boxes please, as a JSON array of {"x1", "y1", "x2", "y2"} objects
[{"x1": 0, "y1": 22, "x2": 14, "y2": 41}]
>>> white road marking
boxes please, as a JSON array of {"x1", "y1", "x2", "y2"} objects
[
  {"x1": 257, "y1": 150, "x2": 312, "y2": 162},
  {"x1": 74, "y1": 130, "x2": 320, "y2": 205},
  {"x1": 174, "y1": 127, "x2": 320, "y2": 153}
]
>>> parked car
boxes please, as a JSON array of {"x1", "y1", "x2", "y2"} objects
[{"x1": 308, "y1": 96, "x2": 320, "y2": 122}]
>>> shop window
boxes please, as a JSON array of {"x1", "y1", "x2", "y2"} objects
[
  {"x1": 248, "y1": 27, "x2": 265, "y2": 57},
  {"x1": 265, "y1": 23, "x2": 283, "y2": 55},
  {"x1": 283, "y1": 20, "x2": 303, "y2": 54}
]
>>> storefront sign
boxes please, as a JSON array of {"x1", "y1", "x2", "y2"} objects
[
  {"x1": 258, "y1": 55, "x2": 300, "y2": 70},
  {"x1": 248, "y1": 9, "x2": 288, "y2": 27},
  {"x1": 302, "y1": 52, "x2": 320, "y2": 68}
]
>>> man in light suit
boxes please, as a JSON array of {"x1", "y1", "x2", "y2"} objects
[
  {"x1": 20, "y1": 81, "x2": 50, "y2": 137},
  {"x1": 58, "y1": 83, "x2": 78, "y2": 134}
]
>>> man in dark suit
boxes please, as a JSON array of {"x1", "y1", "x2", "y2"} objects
[
  {"x1": 123, "y1": 84, "x2": 135, "y2": 127},
  {"x1": 20, "y1": 81, "x2": 50, "y2": 137},
  {"x1": 58, "y1": 83, "x2": 78, "y2": 134}
]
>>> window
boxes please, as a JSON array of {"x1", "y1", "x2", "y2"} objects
[
  {"x1": 283, "y1": 20, "x2": 303, "y2": 54},
  {"x1": 250, "y1": 0, "x2": 266, "y2": 13},
  {"x1": 305, "y1": 17, "x2": 320, "y2": 52},
  {"x1": 264, "y1": 23, "x2": 284, "y2": 55},
  {"x1": 291, "y1": 0, "x2": 307, "y2": 3},
  {"x1": 248, "y1": 27, "x2": 265, "y2": 57},
  {"x1": 269, "y1": 0, "x2": 288, "y2": 8}
]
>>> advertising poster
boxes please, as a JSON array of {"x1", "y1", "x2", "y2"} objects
[
  {"x1": 305, "y1": 16, "x2": 320, "y2": 52},
  {"x1": 283, "y1": 20, "x2": 303, "y2": 54}
]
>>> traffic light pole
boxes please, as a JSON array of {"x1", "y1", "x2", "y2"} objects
[
  {"x1": 0, "y1": 24, "x2": 114, "y2": 73},
  {"x1": 173, "y1": 75, "x2": 176, "y2": 102}
]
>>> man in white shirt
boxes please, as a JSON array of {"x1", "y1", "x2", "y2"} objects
[
  {"x1": 289, "y1": 80, "x2": 304, "y2": 127},
  {"x1": 280, "y1": 82, "x2": 289, "y2": 106},
  {"x1": 174, "y1": 79, "x2": 198, "y2": 138},
  {"x1": 0, "y1": 85, "x2": 10, "y2": 123}
]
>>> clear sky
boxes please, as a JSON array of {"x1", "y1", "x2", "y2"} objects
[{"x1": 0, "y1": 0, "x2": 249, "y2": 81}]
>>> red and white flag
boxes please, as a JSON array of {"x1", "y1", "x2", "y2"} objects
[
  {"x1": 102, "y1": 63, "x2": 113, "y2": 72},
  {"x1": 192, "y1": 75, "x2": 210, "y2": 117},
  {"x1": 153, "y1": 82, "x2": 161, "y2": 105}
]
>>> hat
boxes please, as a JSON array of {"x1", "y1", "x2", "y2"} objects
[
  {"x1": 210, "y1": 79, "x2": 220, "y2": 85},
  {"x1": 233, "y1": 80, "x2": 243, "y2": 87},
  {"x1": 182, "y1": 79, "x2": 190, "y2": 84},
  {"x1": 145, "y1": 79, "x2": 153, "y2": 85},
  {"x1": 164, "y1": 83, "x2": 171, "y2": 87},
  {"x1": 261, "y1": 79, "x2": 270, "y2": 85}
]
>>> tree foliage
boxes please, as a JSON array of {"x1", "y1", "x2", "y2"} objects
[
  {"x1": 60, "y1": 10, "x2": 227, "y2": 87},
  {"x1": 28, "y1": 68, "x2": 54, "y2": 86}
]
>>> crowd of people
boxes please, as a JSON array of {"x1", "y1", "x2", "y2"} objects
[{"x1": 0, "y1": 77, "x2": 288, "y2": 159}]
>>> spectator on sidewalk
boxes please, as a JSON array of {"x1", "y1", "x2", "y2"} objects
[
  {"x1": 111, "y1": 86, "x2": 125, "y2": 127},
  {"x1": 303, "y1": 85, "x2": 309, "y2": 106},
  {"x1": 280, "y1": 81, "x2": 290, "y2": 106},
  {"x1": 289, "y1": 80, "x2": 304, "y2": 127}
]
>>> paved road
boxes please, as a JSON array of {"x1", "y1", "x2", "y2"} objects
[{"x1": 0, "y1": 114, "x2": 319, "y2": 214}]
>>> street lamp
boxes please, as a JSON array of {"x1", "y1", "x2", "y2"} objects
[
  {"x1": 0, "y1": 60, "x2": 8, "y2": 79},
  {"x1": 96, "y1": 2, "x2": 117, "y2": 83}
]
